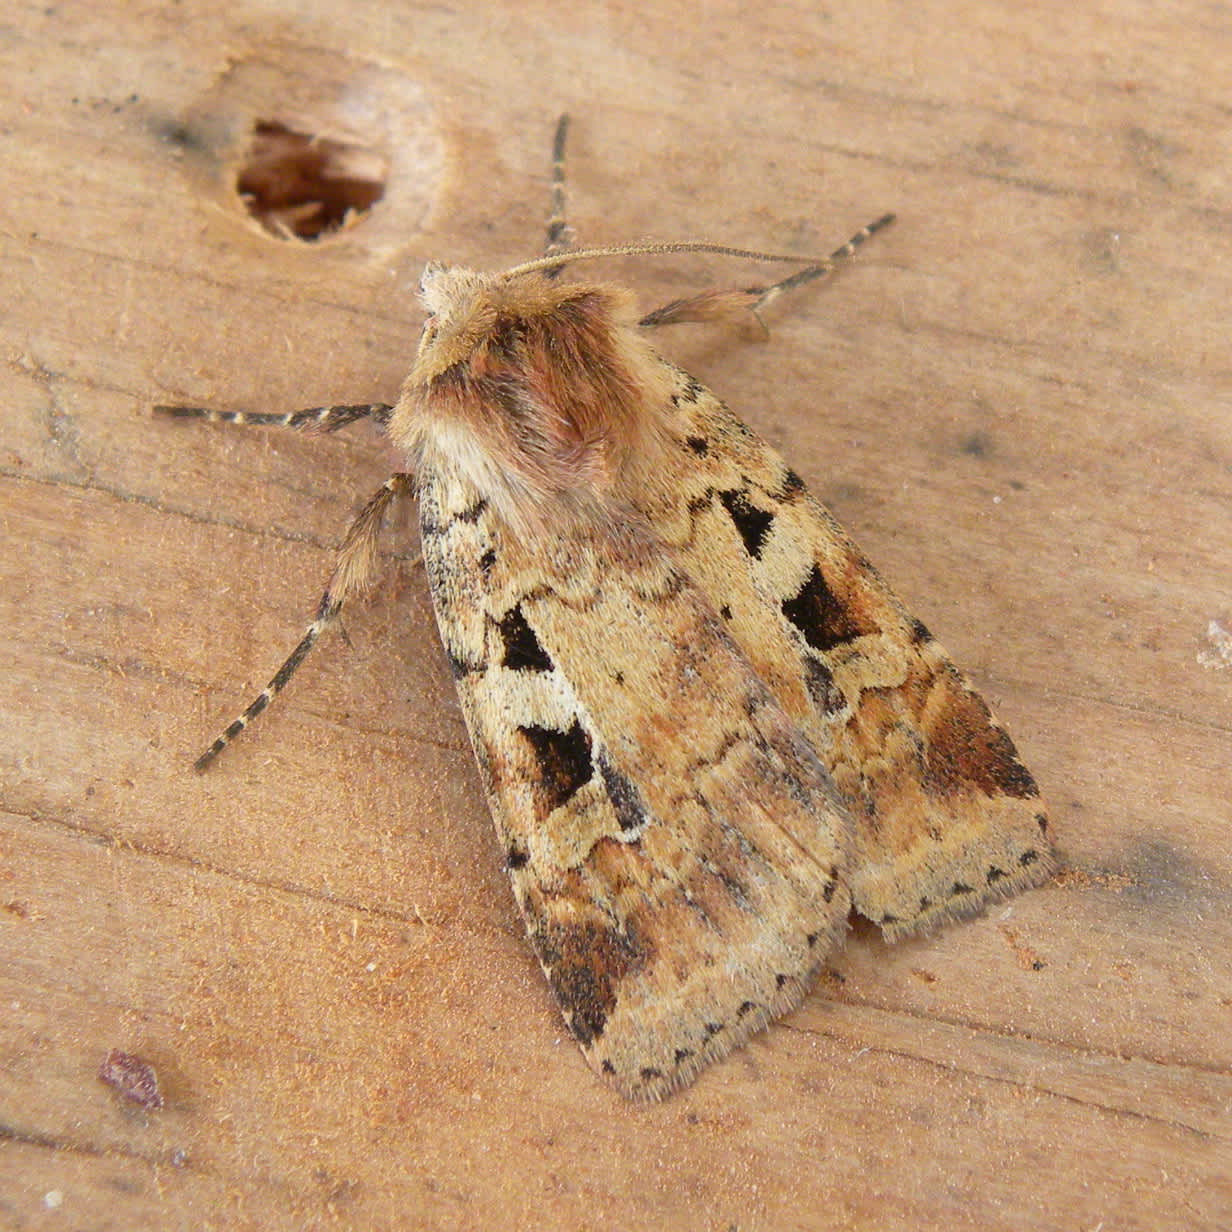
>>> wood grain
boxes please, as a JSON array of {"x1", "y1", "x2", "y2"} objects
[{"x1": 2, "y1": 1, "x2": 1229, "y2": 1228}]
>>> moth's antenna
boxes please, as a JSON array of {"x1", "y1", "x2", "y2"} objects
[{"x1": 502, "y1": 215, "x2": 896, "y2": 281}]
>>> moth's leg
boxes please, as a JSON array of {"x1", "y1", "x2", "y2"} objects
[
  {"x1": 638, "y1": 213, "x2": 896, "y2": 329},
  {"x1": 192, "y1": 472, "x2": 413, "y2": 771},
  {"x1": 542, "y1": 113, "x2": 573, "y2": 277},
  {"x1": 153, "y1": 402, "x2": 393, "y2": 433}
]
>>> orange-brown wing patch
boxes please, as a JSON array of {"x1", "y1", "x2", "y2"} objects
[{"x1": 639, "y1": 363, "x2": 1054, "y2": 939}]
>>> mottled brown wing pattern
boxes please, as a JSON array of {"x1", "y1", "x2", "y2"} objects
[
  {"x1": 639, "y1": 363, "x2": 1053, "y2": 940},
  {"x1": 417, "y1": 467, "x2": 853, "y2": 1101}
]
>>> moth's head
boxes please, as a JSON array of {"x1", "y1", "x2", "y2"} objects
[
  {"x1": 410, "y1": 262, "x2": 614, "y2": 387},
  {"x1": 417, "y1": 260, "x2": 483, "y2": 318},
  {"x1": 410, "y1": 262, "x2": 502, "y2": 384},
  {"x1": 406, "y1": 257, "x2": 649, "y2": 409}
]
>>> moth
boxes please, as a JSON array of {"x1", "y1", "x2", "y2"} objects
[{"x1": 157, "y1": 118, "x2": 1054, "y2": 1101}]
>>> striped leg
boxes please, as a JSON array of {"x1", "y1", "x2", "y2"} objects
[
  {"x1": 153, "y1": 402, "x2": 393, "y2": 432},
  {"x1": 193, "y1": 473, "x2": 413, "y2": 771},
  {"x1": 638, "y1": 213, "x2": 895, "y2": 329},
  {"x1": 542, "y1": 113, "x2": 573, "y2": 278}
]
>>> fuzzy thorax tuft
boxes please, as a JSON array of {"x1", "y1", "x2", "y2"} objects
[{"x1": 390, "y1": 267, "x2": 675, "y2": 534}]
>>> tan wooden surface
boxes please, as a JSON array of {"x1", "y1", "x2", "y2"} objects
[{"x1": 2, "y1": 1, "x2": 1230, "y2": 1228}]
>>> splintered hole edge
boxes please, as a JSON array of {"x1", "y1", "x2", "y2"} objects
[{"x1": 237, "y1": 120, "x2": 387, "y2": 241}]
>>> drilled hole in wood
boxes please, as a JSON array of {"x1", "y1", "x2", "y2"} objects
[{"x1": 236, "y1": 120, "x2": 387, "y2": 241}]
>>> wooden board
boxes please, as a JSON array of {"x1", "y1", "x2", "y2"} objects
[{"x1": 1, "y1": 1, "x2": 1229, "y2": 1227}]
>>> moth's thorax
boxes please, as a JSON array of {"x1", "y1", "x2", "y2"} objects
[{"x1": 389, "y1": 266, "x2": 675, "y2": 534}]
